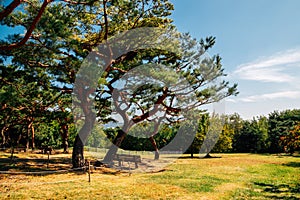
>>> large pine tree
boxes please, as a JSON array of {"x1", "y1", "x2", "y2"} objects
[{"x1": 1, "y1": 0, "x2": 238, "y2": 168}]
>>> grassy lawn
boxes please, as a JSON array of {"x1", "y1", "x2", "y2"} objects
[{"x1": 0, "y1": 152, "x2": 299, "y2": 199}]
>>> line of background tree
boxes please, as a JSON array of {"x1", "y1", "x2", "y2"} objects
[
  {"x1": 1, "y1": 103, "x2": 299, "y2": 155},
  {"x1": 70, "y1": 108, "x2": 300, "y2": 155}
]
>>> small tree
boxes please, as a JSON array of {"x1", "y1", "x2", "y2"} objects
[
  {"x1": 212, "y1": 116, "x2": 235, "y2": 153},
  {"x1": 280, "y1": 123, "x2": 300, "y2": 154},
  {"x1": 186, "y1": 113, "x2": 209, "y2": 158},
  {"x1": 268, "y1": 110, "x2": 300, "y2": 153}
]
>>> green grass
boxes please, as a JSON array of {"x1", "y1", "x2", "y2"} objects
[
  {"x1": 232, "y1": 162, "x2": 300, "y2": 199},
  {"x1": 0, "y1": 153, "x2": 299, "y2": 199}
]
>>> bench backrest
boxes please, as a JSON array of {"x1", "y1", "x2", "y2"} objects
[{"x1": 115, "y1": 154, "x2": 141, "y2": 162}]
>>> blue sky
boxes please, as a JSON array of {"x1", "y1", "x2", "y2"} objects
[{"x1": 170, "y1": 0, "x2": 300, "y2": 119}]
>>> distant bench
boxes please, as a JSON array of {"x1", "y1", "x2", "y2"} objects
[
  {"x1": 40, "y1": 146, "x2": 53, "y2": 154},
  {"x1": 114, "y1": 154, "x2": 141, "y2": 168},
  {"x1": 15, "y1": 146, "x2": 27, "y2": 152}
]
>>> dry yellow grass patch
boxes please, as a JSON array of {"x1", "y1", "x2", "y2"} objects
[{"x1": 0, "y1": 153, "x2": 299, "y2": 199}]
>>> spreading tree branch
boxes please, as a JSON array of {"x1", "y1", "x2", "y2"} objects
[
  {"x1": 62, "y1": 0, "x2": 95, "y2": 5},
  {"x1": 0, "y1": 0, "x2": 52, "y2": 51},
  {"x1": 0, "y1": 0, "x2": 22, "y2": 21}
]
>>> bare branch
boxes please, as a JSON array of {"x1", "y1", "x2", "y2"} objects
[
  {"x1": 103, "y1": 0, "x2": 108, "y2": 41},
  {"x1": 0, "y1": 0, "x2": 22, "y2": 21},
  {"x1": 0, "y1": 0, "x2": 53, "y2": 51},
  {"x1": 111, "y1": 67, "x2": 128, "y2": 73},
  {"x1": 132, "y1": 87, "x2": 168, "y2": 124},
  {"x1": 62, "y1": 0, "x2": 94, "y2": 5}
]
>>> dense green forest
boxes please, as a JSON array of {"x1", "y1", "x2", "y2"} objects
[
  {"x1": 88, "y1": 109, "x2": 300, "y2": 155},
  {"x1": 1, "y1": 106, "x2": 299, "y2": 155}
]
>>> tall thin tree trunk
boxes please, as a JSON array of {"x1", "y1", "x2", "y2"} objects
[
  {"x1": 1, "y1": 127, "x2": 6, "y2": 146},
  {"x1": 149, "y1": 136, "x2": 159, "y2": 160},
  {"x1": 26, "y1": 124, "x2": 31, "y2": 152},
  {"x1": 62, "y1": 124, "x2": 69, "y2": 153},
  {"x1": 31, "y1": 123, "x2": 35, "y2": 150}
]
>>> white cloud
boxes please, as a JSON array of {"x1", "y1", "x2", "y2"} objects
[
  {"x1": 240, "y1": 91, "x2": 300, "y2": 103},
  {"x1": 233, "y1": 49, "x2": 300, "y2": 83},
  {"x1": 225, "y1": 98, "x2": 237, "y2": 103}
]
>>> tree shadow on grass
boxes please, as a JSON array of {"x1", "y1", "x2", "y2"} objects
[
  {"x1": 254, "y1": 182, "x2": 300, "y2": 199},
  {"x1": 178, "y1": 154, "x2": 222, "y2": 159},
  {"x1": 282, "y1": 162, "x2": 300, "y2": 168},
  {"x1": 0, "y1": 155, "x2": 74, "y2": 174}
]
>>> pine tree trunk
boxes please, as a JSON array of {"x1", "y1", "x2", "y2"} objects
[
  {"x1": 31, "y1": 123, "x2": 35, "y2": 150},
  {"x1": 26, "y1": 126, "x2": 30, "y2": 152},
  {"x1": 62, "y1": 124, "x2": 69, "y2": 153},
  {"x1": 203, "y1": 153, "x2": 212, "y2": 158},
  {"x1": 72, "y1": 112, "x2": 96, "y2": 168},
  {"x1": 149, "y1": 136, "x2": 159, "y2": 160},
  {"x1": 103, "y1": 129, "x2": 127, "y2": 164},
  {"x1": 63, "y1": 138, "x2": 69, "y2": 153},
  {"x1": 1, "y1": 127, "x2": 6, "y2": 146},
  {"x1": 72, "y1": 134, "x2": 84, "y2": 168}
]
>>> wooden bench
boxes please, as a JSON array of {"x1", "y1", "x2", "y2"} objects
[
  {"x1": 16, "y1": 146, "x2": 27, "y2": 152},
  {"x1": 40, "y1": 146, "x2": 53, "y2": 154},
  {"x1": 8, "y1": 146, "x2": 27, "y2": 153},
  {"x1": 114, "y1": 154, "x2": 141, "y2": 168},
  {"x1": 87, "y1": 160, "x2": 105, "y2": 171}
]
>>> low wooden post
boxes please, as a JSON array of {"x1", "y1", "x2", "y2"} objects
[
  {"x1": 10, "y1": 146, "x2": 14, "y2": 162},
  {"x1": 88, "y1": 160, "x2": 91, "y2": 183},
  {"x1": 47, "y1": 152, "x2": 50, "y2": 168},
  {"x1": 128, "y1": 161, "x2": 131, "y2": 176}
]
